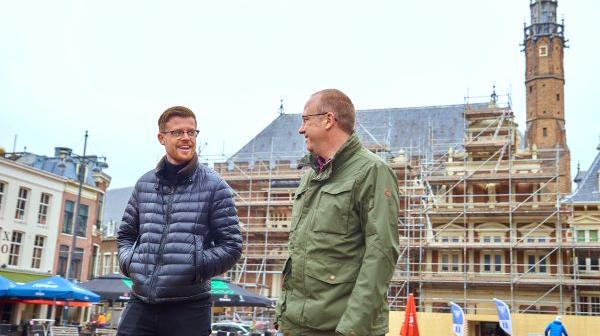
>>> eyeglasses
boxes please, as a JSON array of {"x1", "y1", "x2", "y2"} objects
[
  {"x1": 160, "y1": 129, "x2": 200, "y2": 138},
  {"x1": 301, "y1": 112, "x2": 329, "y2": 123}
]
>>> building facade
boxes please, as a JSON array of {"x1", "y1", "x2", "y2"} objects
[
  {"x1": 1, "y1": 146, "x2": 110, "y2": 282},
  {"x1": 0, "y1": 158, "x2": 64, "y2": 276},
  {"x1": 566, "y1": 143, "x2": 600, "y2": 315}
]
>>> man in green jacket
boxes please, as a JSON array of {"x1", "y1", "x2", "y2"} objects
[{"x1": 276, "y1": 89, "x2": 400, "y2": 336}]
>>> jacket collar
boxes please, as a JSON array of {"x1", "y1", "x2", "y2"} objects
[
  {"x1": 155, "y1": 153, "x2": 198, "y2": 185},
  {"x1": 299, "y1": 132, "x2": 362, "y2": 181}
]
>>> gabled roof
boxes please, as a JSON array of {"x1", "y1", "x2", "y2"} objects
[
  {"x1": 228, "y1": 104, "x2": 482, "y2": 164},
  {"x1": 566, "y1": 144, "x2": 600, "y2": 204}
]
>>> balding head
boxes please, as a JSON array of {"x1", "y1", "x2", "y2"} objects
[{"x1": 306, "y1": 89, "x2": 355, "y2": 135}]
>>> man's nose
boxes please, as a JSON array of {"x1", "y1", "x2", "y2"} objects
[{"x1": 298, "y1": 123, "x2": 305, "y2": 134}]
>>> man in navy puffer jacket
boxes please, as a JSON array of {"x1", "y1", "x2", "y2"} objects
[
  {"x1": 544, "y1": 316, "x2": 568, "y2": 336},
  {"x1": 117, "y1": 106, "x2": 242, "y2": 336}
]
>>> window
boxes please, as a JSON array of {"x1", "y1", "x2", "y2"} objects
[
  {"x1": 440, "y1": 235, "x2": 461, "y2": 244},
  {"x1": 90, "y1": 245, "x2": 99, "y2": 278},
  {"x1": 113, "y1": 252, "x2": 119, "y2": 274},
  {"x1": 483, "y1": 235, "x2": 502, "y2": 243},
  {"x1": 441, "y1": 254, "x2": 449, "y2": 271},
  {"x1": 591, "y1": 258, "x2": 599, "y2": 272},
  {"x1": 103, "y1": 253, "x2": 112, "y2": 275},
  {"x1": 57, "y1": 245, "x2": 69, "y2": 277},
  {"x1": 8, "y1": 231, "x2": 23, "y2": 266},
  {"x1": 529, "y1": 85, "x2": 533, "y2": 93},
  {"x1": 556, "y1": 93, "x2": 560, "y2": 101},
  {"x1": 15, "y1": 187, "x2": 29, "y2": 220},
  {"x1": 63, "y1": 201, "x2": 74, "y2": 234},
  {"x1": 577, "y1": 230, "x2": 599, "y2": 243},
  {"x1": 0, "y1": 181, "x2": 5, "y2": 214},
  {"x1": 579, "y1": 296, "x2": 600, "y2": 315},
  {"x1": 38, "y1": 193, "x2": 51, "y2": 224},
  {"x1": 539, "y1": 45, "x2": 548, "y2": 56},
  {"x1": 543, "y1": 128, "x2": 548, "y2": 137},
  {"x1": 578, "y1": 255, "x2": 600, "y2": 273},
  {"x1": 96, "y1": 194, "x2": 104, "y2": 230},
  {"x1": 452, "y1": 254, "x2": 460, "y2": 272},
  {"x1": 483, "y1": 253, "x2": 503, "y2": 273},
  {"x1": 31, "y1": 235, "x2": 45, "y2": 269},
  {"x1": 76, "y1": 204, "x2": 89, "y2": 237},
  {"x1": 494, "y1": 255, "x2": 502, "y2": 272},
  {"x1": 62, "y1": 201, "x2": 89, "y2": 237},
  {"x1": 580, "y1": 296, "x2": 589, "y2": 314},
  {"x1": 526, "y1": 254, "x2": 547, "y2": 273},
  {"x1": 593, "y1": 297, "x2": 600, "y2": 314},
  {"x1": 72, "y1": 248, "x2": 84, "y2": 279}
]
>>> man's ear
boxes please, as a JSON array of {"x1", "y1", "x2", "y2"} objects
[
  {"x1": 158, "y1": 133, "x2": 166, "y2": 145},
  {"x1": 324, "y1": 112, "x2": 335, "y2": 130}
]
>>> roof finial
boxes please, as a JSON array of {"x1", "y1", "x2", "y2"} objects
[
  {"x1": 278, "y1": 99, "x2": 284, "y2": 115},
  {"x1": 574, "y1": 160, "x2": 582, "y2": 184},
  {"x1": 490, "y1": 85, "x2": 498, "y2": 104}
]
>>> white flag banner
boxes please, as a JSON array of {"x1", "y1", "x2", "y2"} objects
[
  {"x1": 449, "y1": 301, "x2": 465, "y2": 336},
  {"x1": 493, "y1": 298, "x2": 513, "y2": 335}
]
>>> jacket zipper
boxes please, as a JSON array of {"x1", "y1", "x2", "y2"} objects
[{"x1": 148, "y1": 185, "x2": 176, "y2": 302}]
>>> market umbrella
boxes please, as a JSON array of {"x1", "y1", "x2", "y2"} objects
[
  {"x1": 80, "y1": 274, "x2": 133, "y2": 301},
  {"x1": 0, "y1": 275, "x2": 17, "y2": 297},
  {"x1": 210, "y1": 278, "x2": 274, "y2": 308},
  {"x1": 6, "y1": 275, "x2": 100, "y2": 302},
  {"x1": 79, "y1": 276, "x2": 272, "y2": 307}
]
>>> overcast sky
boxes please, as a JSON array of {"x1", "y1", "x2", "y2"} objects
[{"x1": 1, "y1": 1, "x2": 598, "y2": 189}]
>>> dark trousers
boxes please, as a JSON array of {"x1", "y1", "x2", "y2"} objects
[{"x1": 117, "y1": 298, "x2": 212, "y2": 336}]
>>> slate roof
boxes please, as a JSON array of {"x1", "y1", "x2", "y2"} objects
[
  {"x1": 8, "y1": 148, "x2": 108, "y2": 187},
  {"x1": 228, "y1": 103, "x2": 485, "y2": 165},
  {"x1": 566, "y1": 144, "x2": 600, "y2": 204},
  {"x1": 102, "y1": 186, "x2": 134, "y2": 225}
]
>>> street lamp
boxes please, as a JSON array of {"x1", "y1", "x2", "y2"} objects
[
  {"x1": 64, "y1": 131, "x2": 107, "y2": 282},
  {"x1": 61, "y1": 131, "x2": 108, "y2": 325}
]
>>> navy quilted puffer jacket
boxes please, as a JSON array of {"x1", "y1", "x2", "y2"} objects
[{"x1": 117, "y1": 155, "x2": 242, "y2": 303}]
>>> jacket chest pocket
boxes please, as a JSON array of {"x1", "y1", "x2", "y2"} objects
[
  {"x1": 290, "y1": 187, "x2": 308, "y2": 232},
  {"x1": 313, "y1": 181, "x2": 354, "y2": 234}
]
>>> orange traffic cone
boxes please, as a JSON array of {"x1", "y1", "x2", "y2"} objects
[{"x1": 400, "y1": 293, "x2": 420, "y2": 336}]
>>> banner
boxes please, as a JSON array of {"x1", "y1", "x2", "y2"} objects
[
  {"x1": 493, "y1": 298, "x2": 512, "y2": 335},
  {"x1": 449, "y1": 301, "x2": 465, "y2": 336}
]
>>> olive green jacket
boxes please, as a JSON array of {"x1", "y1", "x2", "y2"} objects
[{"x1": 276, "y1": 133, "x2": 400, "y2": 336}]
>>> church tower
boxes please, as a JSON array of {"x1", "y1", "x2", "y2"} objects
[{"x1": 524, "y1": 0, "x2": 571, "y2": 193}]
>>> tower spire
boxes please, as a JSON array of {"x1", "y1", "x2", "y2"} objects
[{"x1": 523, "y1": 0, "x2": 571, "y2": 193}]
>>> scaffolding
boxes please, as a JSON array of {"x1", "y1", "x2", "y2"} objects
[
  {"x1": 389, "y1": 93, "x2": 599, "y2": 316},
  {"x1": 203, "y1": 94, "x2": 599, "y2": 317}
]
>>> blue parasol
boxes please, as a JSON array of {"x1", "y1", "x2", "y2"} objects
[
  {"x1": 0, "y1": 275, "x2": 17, "y2": 297},
  {"x1": 6, "y1": 275, "x2": 100, "y2": 302}
]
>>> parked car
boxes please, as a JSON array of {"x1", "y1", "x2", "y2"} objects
[{"x1": 211, "y1": 321, "x2": 251, "y2": 335}]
